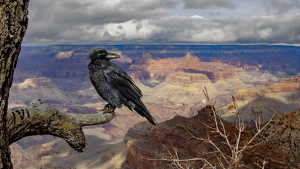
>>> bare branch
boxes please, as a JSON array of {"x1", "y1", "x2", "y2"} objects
[
  {"x1": 143, "y1": 89, "x2": 277, "y2": 169},
  {"x1": 7, "y1": 99, "x2": 115, "y2": 152}
]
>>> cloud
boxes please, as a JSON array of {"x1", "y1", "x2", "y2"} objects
[
  {"x1": 25, "y1": 0, "x2": 172, "y2": 40},
  {"x1": 117, "y1": 25, "x2": 123, "y2": 29},
  {"x1": 148, "y1": 14, "x2": 300, "y2": 43},
  {"x1": 27, "y1": 0, "x2": 177, "y2": 26},
  {"x1": 182, "y1": 0, "x2": 236, "y2": 9},
  {"x1": 190, "y1": 15, "x2": 205, "y2": 19},
  {"x1": 263, "y1": 0, "x2": 300, "y2": 15},
  {"x1": 23, "y1": 0, "x2": 300, "y2": 45}
]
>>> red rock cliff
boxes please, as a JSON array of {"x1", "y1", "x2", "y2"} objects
[
  {"x1": 121, "y1": 106, "x2": 300, "y2": 169},
  {"x1": 129, "y1": 52, "x2": 243, "y2": 81}
]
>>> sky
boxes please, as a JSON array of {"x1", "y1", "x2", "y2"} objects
[{"x1": 22, "y1": 0, "x2": 300, "y2": 46}]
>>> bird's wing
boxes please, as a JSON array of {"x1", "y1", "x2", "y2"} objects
[
  {"x1": 105, "y1": 63, "x2": 142, "y2": 99},
  {"x1": 89, "y1": 71, "x2": 123, "y2": 108},
  {"x1": 105, "y1": 63, "x2": 156, "y2": 125}
]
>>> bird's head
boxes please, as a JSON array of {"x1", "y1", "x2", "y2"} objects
[{"x1": 89, "y1": 48, "x2": 120, "y2": 61}]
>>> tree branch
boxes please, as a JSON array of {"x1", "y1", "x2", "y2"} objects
[{"x1": 7, "y1": 99, "x2": 115, "y2": 152}]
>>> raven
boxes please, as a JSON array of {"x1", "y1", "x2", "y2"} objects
[{"x1": 88, "y1": 48, "x2": 156, "y2": 125}]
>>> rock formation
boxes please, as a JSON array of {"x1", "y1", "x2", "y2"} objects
[
  {"x1": 12, "y1": 61, "x2": 41, "y2": 83},
  {"x1": 121, "y1": 106, "x2": 300, "y2": 169},
  {"x1": 6, "y1": 44, "x2": 300, "y2": 168},
  {"x1": 12, "y1": 47, "x2": 300, "y2": 141},
  {"x1": 9, "y1": 77, "x2": 70, "y2": 104},
  {"x1": 220, "y1": 73, "x2": 300, "y2": 123},
  {"x1": 121, "y1": 106, "x2": 234, "y2": 169},
  {"x1": 279, "y1": 72, "x2": 300, "y2": 83},
  {"x1": 128, "y1": 52, "x2": 243, "y2": 82},
  {"x1": 9, "y1": 143, "x2": 32, "y2": 168},
  {"x1": 244, "y1": 109, "x2": 300, "y2": 168}
]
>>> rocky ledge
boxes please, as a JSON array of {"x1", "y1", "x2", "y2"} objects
[{"x1": 121, "y1": 105, "x2": 300, "y2": 169}]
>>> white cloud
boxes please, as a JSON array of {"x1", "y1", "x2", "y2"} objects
[{"x1": 190, "y1": 15, "x2": 205, "y2": 19}]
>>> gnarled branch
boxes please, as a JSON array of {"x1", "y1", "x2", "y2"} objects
[
  {"x1": 7, "y1": 99, "x2": 115, "y2": 152},
  {"x1": 1, "y1": 0, "x2": 30, "y2": 168}
]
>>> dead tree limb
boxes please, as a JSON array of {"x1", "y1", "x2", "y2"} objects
[
  {"x1": 7, "y1": 99, "x2": 115, "y2": 152},
  {"x1": 0, "y1": 0, "x2": 117, "y2": 168},
  {"x1": 0, "y1": 0, "x2": 30, "y2": 168}
]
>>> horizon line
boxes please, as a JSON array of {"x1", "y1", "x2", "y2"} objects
[{"x1": 22, "y1": 43, "x2": 300, "y2": 48}]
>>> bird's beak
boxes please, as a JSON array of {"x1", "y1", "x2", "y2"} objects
[{"x1": 105, "y1": 53, "x2": 120, "y2": 59}]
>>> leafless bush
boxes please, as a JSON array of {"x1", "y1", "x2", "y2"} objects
[{"x1": 143, "y1": 87, "x2": 278, "y2": 169}]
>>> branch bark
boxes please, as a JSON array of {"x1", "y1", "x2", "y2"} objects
[
  {"x1": 7, "y1": 99, "x2": 115, "y2": 152},
  {"x1": 0, "y1": 0, "x2": 30, "y2": 168},
  {"x1": 0, "y1": 1, "x2": 117, "y2": 168}
]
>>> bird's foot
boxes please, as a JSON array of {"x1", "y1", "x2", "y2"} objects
[
  {"x1": 104, "y1": 104, "x2": 115, "y2": 112},
  {"x1": 101, "y1": 104, "x2": 116, "y2": 118}
]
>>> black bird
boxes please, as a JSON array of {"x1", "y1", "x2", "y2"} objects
[{"x1": 88, "y1": 48, "x2": 156, "y2": 125}]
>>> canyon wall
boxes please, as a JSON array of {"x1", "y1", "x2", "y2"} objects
[
  {"x1": 8, "y1": 45, "x2": 300, "y2": 168},
  {"x1": 121, "y1": 106, "x2": 300, "y2": 169}
]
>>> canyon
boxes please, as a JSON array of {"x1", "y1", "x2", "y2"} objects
[
  {"x1": 8, "y1": 45, "x2": 300, "y2": 168},
  {"x1": 121, "y1": 106, "x2": 300, "y2": 168}
]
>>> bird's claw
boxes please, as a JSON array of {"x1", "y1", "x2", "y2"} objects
[
  {"x1": 104, "y1": 104, "x2": 115, "y2": 111},
  {"x1": 101, "y1": 104, "x2": 116, "y2": 118}
]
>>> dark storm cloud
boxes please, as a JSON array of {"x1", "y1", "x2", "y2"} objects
[
  {"x1": 263, "y1": 0, "x2": 300, "y2": 15},
  {"x1": 182, "y1": 0, "x2": 236, "y2": 9}
]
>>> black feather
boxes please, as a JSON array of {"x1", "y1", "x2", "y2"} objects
[{"x1": 88, "y1": 48, "x2": 156, "y2": 125}]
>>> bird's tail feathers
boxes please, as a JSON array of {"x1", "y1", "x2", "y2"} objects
[
  {"x1": 134, "y1": 105, "x2": 156, "y2": 125},
  {"x1": 126, "y1": 101, "x2": 156, "y2": 125},
  {"x1": 126, "y1": 100, "x2": 156, "y2": 125}
]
